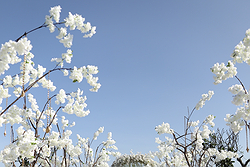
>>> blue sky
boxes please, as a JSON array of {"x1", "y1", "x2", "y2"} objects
[{"x1": 1, "y1": 0, "x2": 250, "y2": 166}]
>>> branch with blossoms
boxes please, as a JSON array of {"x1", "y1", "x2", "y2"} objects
[
  {"x1": 211, "y1": 27, "x2": 250, "y2": 153},
  {"x1": 151, "y1": 91, "x2": 238, "y2": 167},
  {"x1": 0, "y1": 5, "x2": 120, "y2": 167}
]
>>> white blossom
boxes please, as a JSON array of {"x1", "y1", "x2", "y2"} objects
[
  {"x1": 204, "y1": 115, "x2": 215, "y2": 127},
  {"x1": 63, "y1": 69, "x2": 69, "y2": 76},
  {"x1": 56, "y1": 27, "x2": 67, "y2": 39},
  {"x1": 15, "y1": 37, "x2": 33, "y2": 55},
  {"x1": 60, "y1": 33, "x2": 73, "y2": 48},
  {"x1": 188, "y1": 120, "x2": 199, "y2": 127},
  {"x1": 195, "y1": 90, "x2": 214, "y2": 110},
  {"x1": 93, "y1": 126, "x2": 104, "y2": 140},
  {"x1": 211, "y1": 61, "x2": 237, "y2": 84},
  {"x1": 5, "y1": 105, "x2": 22, "y2": 125},
  {"x1": 69, "y1": 66, "x2": 83, "y2": 82},
  {"x1": 155, "y1": 122, "x2": 173, "y2": 135},
  {"x1": 45, "y1": 15, "x2": 55, "y2": 33},
  {"x1": 62, "y1": 49, "x2": 73, "y2": 63},
  {"x1": 49, "y1": 5, "x2": 61, "y2": 23},
  {"x1": 201, "y1": 125, "x2": 211, "y2": 139},
  {"x1": 55, "y1": 89, "x2": 67, "y2": 104}
]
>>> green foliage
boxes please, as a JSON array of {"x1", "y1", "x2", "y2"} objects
[
  {"x1": 215, "y1": 158, "x2": 234, "y2": 167},
  {"x1": 202, "y1": 128, "x2": 239, "y2": 167}
]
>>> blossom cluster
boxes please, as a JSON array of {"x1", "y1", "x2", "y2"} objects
[
  {"x1": 45, "y1": 5, "x2": 96, "y2": 48},
  {"x1": 210, "y1": 28, "x2": 250, "y2": 134},
  {"x1": 55, "y1": 88, "x2": 90, "y2": 117},
  {"x1": 231, "y1": 29, "x2": 250, "y2": 65},
  {"x1": 69, "y1": 65, "x2": 101, "y2": 92},
  {"x1": 210, "y1": 61, "x2": 237, "y2": 85},
  {"x1": 155, "y1": 122, "x2": 173, "y2": 135},
  {"x1": 0, "y1": 37, "x2": 32, "y2": 75},
  {"x1": 94, "y1": 126, "x2": 104, "y2": 140},
  {"x1": 51, "y1": 51, "x2": 101, "y2": 92},
  {"x1": 51, "y1": 49, "x2": 73, "y2": 67},
  {"x1": 224, "y1": 108, "x2": 246, "y2": 133},
  {"x1": 195, "y1": 90, "x2": 214, "y2": 110},
  {"x1": 207, "y1": 148, "x2": 237, "y2": 163}
]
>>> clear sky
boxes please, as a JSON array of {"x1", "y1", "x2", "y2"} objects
[{"x1": 1, "y1": 0, "x2": 250, "y2": 166}]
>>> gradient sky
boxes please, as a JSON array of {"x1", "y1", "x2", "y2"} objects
[{"x1": 1, "y1": 1, "x2": 250, "y2": 166}]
